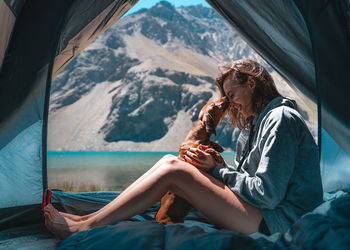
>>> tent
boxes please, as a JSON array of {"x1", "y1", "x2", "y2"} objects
[{"x1": 0, "y1": 0, "x2": 349, "y2": 248}]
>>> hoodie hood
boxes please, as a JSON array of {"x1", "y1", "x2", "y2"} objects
[{"x1": 253, "y1": 96, "x2": 297, "y2": 130}]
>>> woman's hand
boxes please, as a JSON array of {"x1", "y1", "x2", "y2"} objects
[{"x1": 183, "y1": 146, "x2": 219, "y2": 173}]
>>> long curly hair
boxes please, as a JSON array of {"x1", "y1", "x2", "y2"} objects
[{"x1": 216, "y1": 59, "x2": 281, "y2": 129}]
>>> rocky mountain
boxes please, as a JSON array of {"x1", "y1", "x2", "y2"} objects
[{"x1": 48, "y1": 1, "x2": 316, "y2": 151}]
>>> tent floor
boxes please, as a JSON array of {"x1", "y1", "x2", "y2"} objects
[{"x1": 0, "y1": 223, "x2": 58, "y2": 249}]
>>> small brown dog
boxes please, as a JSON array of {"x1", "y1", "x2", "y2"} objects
[{"x1": 155, "y1": 96, "x2": 229, "y2": 224}]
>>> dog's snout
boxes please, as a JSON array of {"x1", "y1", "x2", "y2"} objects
[{"x1": 218, "y1": 97, "x2": 230, "y2": 109}]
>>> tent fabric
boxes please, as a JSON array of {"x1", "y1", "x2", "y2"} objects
[
  {"x1": 0, "y1": 0, "x2": 73, "y2": 227},
  {"x1": 320, "y1": 129, "x2": 350, "y2": 192},
  {"x1": 303, "y1": 0, "x2": 350, "y2": 192},
  {"x1": 0, "y1": 0, "x2": 26, "y2": 70},
  {"x1": 0, "y1": 121, "x2": 43, "y2": 208},
  {"x1": 297, "y1": 0, "x2": 350, "y2": 155},
  {"x1": 0, "y1": 223, "x2": 58, "y2": 249},
  {"x1": 3, "y1": 0, "x2": 26, "y2": 16},
  {"x1": 0, "y1": 204, "x2": 43, "y2": 231},
  {"x1": 0, "y1": 1, "x2": 16, "y2": 70}
]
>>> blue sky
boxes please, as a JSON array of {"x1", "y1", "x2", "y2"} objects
[{"x1": 127, "y1": 0, "x2": 211, "y2": 15}]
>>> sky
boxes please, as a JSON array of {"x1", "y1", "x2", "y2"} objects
[{"x1": 126, "y1": 0, "x2": 211, "y2": 15}]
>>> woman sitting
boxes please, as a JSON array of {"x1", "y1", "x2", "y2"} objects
[{"x1": 44, "y1": 59, "x2": 323, "y2": 241}]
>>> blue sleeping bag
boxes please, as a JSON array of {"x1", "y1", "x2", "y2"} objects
[{"x1": 54, "y1": 189, "x2": 350, "y2": 249}]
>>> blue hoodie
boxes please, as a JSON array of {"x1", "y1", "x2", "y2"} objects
[{"x1": 213, "y1": 96, "x2": 323, "y2": 234}]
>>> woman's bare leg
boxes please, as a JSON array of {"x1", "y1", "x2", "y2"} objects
[
  {"x1": 59, "y1": 154, "x2": 176, "y2": 221},
  {"x1": 58, "y1": 212, "x2": 83, "y2": 221},
  {"x1": 45, "y1": 156, "x2": 262, "y2": 240}
]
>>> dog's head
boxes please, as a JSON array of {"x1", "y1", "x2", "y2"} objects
[{"x1": 198, "y1": 96, "x2": 229, "y2": 136}]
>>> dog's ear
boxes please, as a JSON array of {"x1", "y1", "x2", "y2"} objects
[{"x1": 209, "y1": 141, "x2": 224, "y2": 152}]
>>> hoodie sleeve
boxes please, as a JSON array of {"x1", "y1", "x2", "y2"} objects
[{"x1": 213, "y1": 108, "x2": 298, "y2": 209}]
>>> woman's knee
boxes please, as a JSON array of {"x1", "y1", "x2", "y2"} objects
[
  {"x1": 159, "y1": 154, "x2": 181, "y2": 166},
  {"x1": 157, "y1": 158, "x2": 196, "y2": 184},
  {"x1": 159, "y1": 154, "x2": 177, "y2": 164},
  {"x1": 151, "y1": 154, "x2": 177, "y2": 171}
]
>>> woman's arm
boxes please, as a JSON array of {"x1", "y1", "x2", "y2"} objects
[{"x1": 213, "y1": 108, "x2": 300, "y2": 210}]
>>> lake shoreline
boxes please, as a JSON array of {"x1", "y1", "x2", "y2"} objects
[{"x1": 48, "y1": 151, "x2": 236, "y2": 192}]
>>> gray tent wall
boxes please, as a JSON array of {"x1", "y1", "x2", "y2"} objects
[
  {"x1": 0, "y1": 0, "x2": 72, "y2": 229},
  {"x1": 0, "y1": 0, "x2": 137, "y2": 229},
  {"x1": 206, "y1": 0, "x2": 350, "y2": 191}
]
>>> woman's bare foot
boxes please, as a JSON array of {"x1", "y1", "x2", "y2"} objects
[
  {"x1": 44, "y1": 204, "x2": 90, "y2": 241},
  {"x1": 59, "y1": 211, "x2": 89, "y2": 222}
]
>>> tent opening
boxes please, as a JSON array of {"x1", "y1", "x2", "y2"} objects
[{"x1": 46, "y1": 0, "x2": 318, "y2": 193}]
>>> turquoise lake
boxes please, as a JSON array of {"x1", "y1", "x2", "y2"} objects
[{"x1": 47, "y1": 151, "x2": 236, "y2": 191}]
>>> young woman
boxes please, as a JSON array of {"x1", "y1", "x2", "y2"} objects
[{"x1": 44, "y1": 59, "x2": 323, "y2": 241}]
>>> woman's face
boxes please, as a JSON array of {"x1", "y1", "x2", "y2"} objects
[{"x1": 223, "y1": 76, "x2": 255, "y2": 118}]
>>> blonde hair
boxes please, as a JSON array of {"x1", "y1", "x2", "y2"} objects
[{"x1": 216, "y1": 59, "x2": 281, "y2": 129}]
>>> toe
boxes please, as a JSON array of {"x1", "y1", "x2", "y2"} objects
[
  {"x1": 46, "y1": 210, "x2": 53, "y2": 221},
  {"x1": 47, "y1": 205, "x2": 58, "y2": 217},
  {"x1": 44, "y1": 212, "x2": 51, "y2": 228},
  {"x1": 45, "y1": 204, "x2": 53, "y2": 210},
  {"x1": 44, "y1": 210, "x2": 50, "y2": 219}
]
